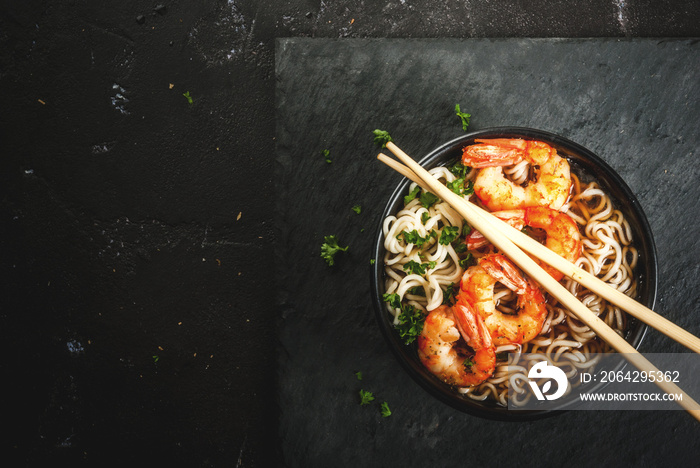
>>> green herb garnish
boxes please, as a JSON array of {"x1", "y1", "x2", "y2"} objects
[
  {"x1": 395, "y1": 305, "x2": 425, "y2": 345},
  {"x1": 321, "y1": 235, "x2": 349, "y2": 266},
  {"x1": 399, "y1": 229, "x2": 436, "y2": 248},
  {"x1": 442, "y1": 283, "x2": 459, "y2": 306},
  {"x1": 383, "y1": 292, "x2": 402, "y2": 310},
  {"x1": 455, "y1": 104, "x2": 471, "y2": 131},
  {"x1": 322, "y1": 149, "x2": 332, "y2": 163},
  {"x1": 403, "y1": 260, "x2": 436, "y2": 276},
  {"x1": 406, "y1": 286, "x2": 426, "y2": 297},
  {"x1": 359, "y1": 389, "x2": 375, "y2": 405},
  {"x1": 183, "y1": 91, "x2": 193, "y2": 104},
  {"x1": 449, "y1": 160, "x2": 470, "y2": 179},
  {"x1": 355, "y1": 371, "x2": 363, "y2": 380},
  {"x1": 404, "y1": 185, "x2": 421, "y2": 205},
  {"x1": 373, "y1": 129, "x2": 393, "y2": 148},
  {"x1": 419, "y1": 191, "x2": 440, "y2": 209},
  {"x1": 438, "y1": 226, "x2": 460, "y2": 245},
  {"x1": 459, "y1": 253, "x2": 475, "y2": 269},
  {"x1": 351, "y1": 204, "x2": 361, "y2": 214},
  {"x1": 380, "y1": 402, "x2": 392, "y2": 417}
]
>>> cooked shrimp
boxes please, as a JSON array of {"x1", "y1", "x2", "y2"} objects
[
  {"x1": 462, "y1": 138, "x2": 572, "y2": 211},
  {"x1": 459, "y1": 253, "x2": 547, "y2": 346},
  {"x1": 417, "y1": 304, "x2": 496, "y2": 387},
  {"x1": 466, "y1": 207, "x2": 581, "y2": 281}
]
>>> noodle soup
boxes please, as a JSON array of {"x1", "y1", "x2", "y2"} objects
[{"x1": 372, "y1": 129, "x2": 656, "y2": 416}]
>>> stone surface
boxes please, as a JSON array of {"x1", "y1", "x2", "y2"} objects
[
  {"x1": 275, "y1": 38, "x2": 700, "y2": 466},
  {"x1": 3, "y1": 0, "x2": 700, "y2": 465}
]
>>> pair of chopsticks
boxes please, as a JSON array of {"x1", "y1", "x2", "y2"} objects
[{"x1": 378, "y1": 141, "x2": 700, "y2": 421}]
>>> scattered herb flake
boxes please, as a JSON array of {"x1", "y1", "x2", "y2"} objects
[
  {"x1": 419, "y1": 191, "x2": 440, "y2": 209},
  {"x1": 403, "y1": 260, "x2": 436, "y2": 276},
  {"x1": 459, "y1": 253, "x2": 475, "y2": 269},
  {"x1": 439, "y1": 226, "x2": 460, "y2": 245},
  {"x1": 359, "y1": 389, "x2": 375, "y2": 405},
  {"x1": 183, "y1": 91, "x2": 193, "y2": 104},
  {"x1": 395, "y1": 305, "x2": 425, "y2": 345},
  {"x1": 449, "y1": 160, "x2": 470, "y2": 179},
  {"x1": 373, "y1": 129, "x2": 393, "y2": 148},
  {"x1": 351, "y1": 204, "x2": 361, "y2": 214},
  {"x1": 381, "y1": 402, "x2": 392, "y2": 417},
  {"x1": 321, "y1": 235, "x2": 349, "y2": 266},
  {"x1": 455, "y1": 104, "x2": 471, "y2": 131},
  {"x1": 404, "y1": 186, "x2": 421, "y2": 205},
  {"x1": 322, "y1": 149, "x2": 332, "y2": 163},
  {"x1": 399, "y1": 229, "x2": 435, "y2": 248},
  {"x1": 355, "y1": 371, "x2": 363, "y2": 381},
  {"x1": 442, "y1": 283, "x2": 459, "y2": 306}
]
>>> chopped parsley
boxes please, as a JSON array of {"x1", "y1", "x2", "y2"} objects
[
  {"x1": 449, "y1": 160, "x2": 470, "y2": 179},
  {"x1": 399, "y1": 229, "x2": 436, "y2": 248},
  {"x1": 442, "y1": 283, "x2": 459, "y2": 306},
  {"x1": 404, "y1": 185, "x2": 421, "y2": 205},
  {"x1": 152, "y1": 355, "x2": 160, "y2": 363},
  {"x1": 463, "y1": 357, "x2": 475, "y2": 369},
  {"x1": 406, "y1": 286, "x2": 426, "y2": 297},
  {"x1": 419, "y1": 191, "x2": 440, "y2": 209},
  {"x1": 370, "y1": 258, "x2": 376, "y2": 265},
  {"x1": 383, "y1": 292, "x2": 402, "y2": 310},
  {"x1": 459, "y1": 253, "x2": 475, "y2": 269},
  {"x1": 455, "y1": 104, "x2": 471, "y2": 131},
  {"x1": 403, "y1": 260, "x2": 436, "y2": 276},
  {"x1": 380, "y1": 402, "x2": 392, "y2": 417},
  {"x1": 373, "y1": 129, "x2": 393, "y2": 148},
  {"x1": 355, "y1": 371, "x2": 363, "y2": 381},
  {"x1": 351, "y1": 204, "x2": 361, "y2": 214},
  {"x1": 359, "y1": 389, "x2": 375, "y2": 405},
  {"x1": 421, "y1": 212, "x2": 431, "y2": 225},
  {"x1": 453, "y1": 241, "x2": 468, "y2": 253},
  {"x1": 395, "y1": 305, "x2": 425, "y2": 345},
  {"x1": 322, "y1": 149, "x2": 332, "y2": 163},
  {"x1": 383, "y1": 293, "x2": 426, "y2": 345},
  {"x1": 321, "y1": 235, "x2": 349, "y2": 266},
  {"x1": 182, "y1": 91, "x2": 193, "y2": 104},
  {"x1": 446, "y1": 178, "x2": 474, "y2": 197},
  {"x1": 405, "y1": 186, "x2": 440, "y2": 209},
  {"x1": 438, "y1": 226, "x2": 460, "y2": 245}
]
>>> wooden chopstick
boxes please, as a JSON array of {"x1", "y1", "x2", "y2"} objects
[
  {"x1": 377, "y1": 151, "x2": 700, "y2": 354},
  {"x1": 378, "y1": 142, "x2": 700, "y2": 420}
]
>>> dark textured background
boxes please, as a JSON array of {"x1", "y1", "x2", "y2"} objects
[
  {"x1": 275, "y1": 38, "x2": 700, "y2": 466},
  {"x1": 2, "y1": 1, "x2": 700, "y2": 466}
]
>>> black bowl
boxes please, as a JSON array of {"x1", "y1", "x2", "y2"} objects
[{"x1": 370, "y1": 127, "x2": 657, "y2": 421}]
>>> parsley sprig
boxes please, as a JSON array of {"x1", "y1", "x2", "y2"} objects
[
  {"x1": 380, "y1": 402, "x2": 392, "y2": 417},
  {"x1": 321, "y1": 235, "x2": 349, "y2": 266},
  {"x1": 373, "y1": 129, "x2": 393, "y2": 148},
  {"x1": 321, "y1": 149, "x2": 332, "y2": 163},
  {"x1": 383, "y1": 293, "x2": 426, "y2": 345},
  {"x1": 455, "y1": 103, "x2": 471, "y2": 131},
  {"x1": 359, "y1": 389, "x2": 375, "y2": 405},
  {"x1": 403, "y1": 260, "x2": 437, "y2": 276}
]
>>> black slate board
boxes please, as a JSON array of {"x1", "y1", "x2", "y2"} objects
[{"x1": 275, "y1": 38, "x2": 700, "y2": 466}]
